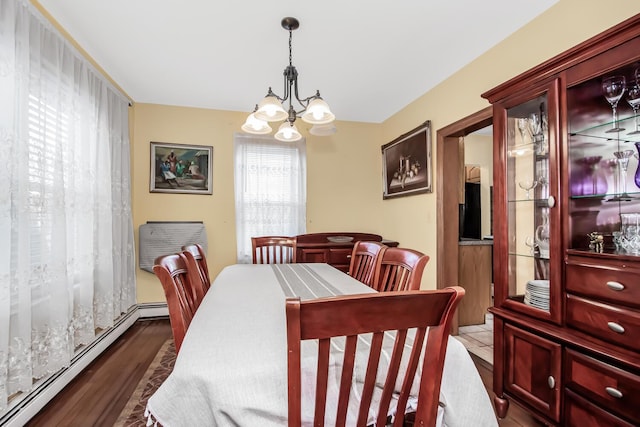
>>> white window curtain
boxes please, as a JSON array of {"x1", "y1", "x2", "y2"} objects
[
  {"x1": 234, "y1": 133, "x2": 307, "y2": 263},
  {"x1": 0, "y1": 0, "x2": 136, "y2": 414}
]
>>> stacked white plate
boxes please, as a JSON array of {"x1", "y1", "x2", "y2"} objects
[{"x1": 524, "y1": 279, "x2": 550, "y2": 310}]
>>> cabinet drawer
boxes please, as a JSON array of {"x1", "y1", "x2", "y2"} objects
[
  {"x1": 564, "y1": 389, "x2": 635, "y2": 427},
  {"x1": 297, "y1": 248, "x2": 328, "y2": 264},
  {"x1": 564, "y1": 349, "x2": 640, "y2": 424},
  {"x1": 566, "y1": 294, "x2": 640, "y2": 352},
  {"x1": 328, "y1": 248, "x2": 352, "y2": 265},
  {"x1": 566, "y1": 260, "x2": 640, "y2": 309}
]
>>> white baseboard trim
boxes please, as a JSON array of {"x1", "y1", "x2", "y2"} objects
[
  {"x1": 0, "y1": 302, "x2": 169, "y2": 427},
  {"x1": 138, "y1": 302, "x2": 169, "y2": 318}
]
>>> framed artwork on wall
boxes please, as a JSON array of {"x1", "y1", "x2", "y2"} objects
[
  {"x1": 382, "y1": 121, "x2": 432, "y2": 199},
  {"x1": 150, "y1": 141, "x2": 213, "y2": 194}
]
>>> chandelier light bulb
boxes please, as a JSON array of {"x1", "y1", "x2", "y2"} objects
[
  {"x1": 274, "y1": 122, "x2": 302, "y2": 142},
  {"x1": 241, "y1": 113, "x2": 272, "y2": 135},
  {"x1": 254, "y1": 95, "x2": 288, "y2": 122},
  {"x1": 301, "y1": 97, "x2": 335, "y2": 125}
]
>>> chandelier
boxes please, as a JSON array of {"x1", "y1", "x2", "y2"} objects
[{"x1": 241, "y1": 17, "x2": 336, "y2": 141}]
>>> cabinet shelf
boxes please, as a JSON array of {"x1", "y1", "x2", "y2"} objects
[
  {"x1": 571, "y1": 113, "x2": 640, "y2": 140},
  {"x1": 570, "y1": 191, "x2": 640, "y2": 200}
]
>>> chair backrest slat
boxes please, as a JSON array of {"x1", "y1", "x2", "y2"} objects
[
  {"x1": 348, "y1": 241, "x2": 387, "y2": 286},
  {"x1": 181, "y1": 243, "x2": 210, "y2": 308},
  {"x1": 372, "y1": 247, "x2": 429, "y2": 292},
  {"x1": 251, "y1": 236, "x2": 296, "y2": 264},
  {"x1": 286, "y1": 287, "x2": 464, "y2": 427}
]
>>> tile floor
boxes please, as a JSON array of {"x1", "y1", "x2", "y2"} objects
[{"x1": 457, "y1": 312, "x2": 494, "y2": 365}]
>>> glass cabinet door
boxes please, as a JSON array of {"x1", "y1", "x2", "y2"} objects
[{"x1": 498, "y1": 81, "x2": 560, "y2": 323}]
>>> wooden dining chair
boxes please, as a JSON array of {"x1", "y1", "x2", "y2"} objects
[
  {"x1": 153, "y1": 253, "x2": 198, "y2": 353},
  {"x1": 286, "y1": 287, "x2": 465, "y2": 427},
  {"x1": 371, "y1": 247, "x2": 430, "y2": 292},
  {"x1": 251, "y1": 236, "x2": 296, "y2": 264},
  {"x1": 348, "y1": 241, "x2": 387, "y2": 286},
  {"x1": 182, "y1": 243, "x2": 210, "y2": 307}
]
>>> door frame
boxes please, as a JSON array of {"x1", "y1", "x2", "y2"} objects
[{"x1": 436, "y1": 107, "x2": 493, "y2": 333}]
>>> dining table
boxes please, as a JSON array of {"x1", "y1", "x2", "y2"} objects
[{"x1": 145, "y1": 263, "x2": 498, "y2": 427}]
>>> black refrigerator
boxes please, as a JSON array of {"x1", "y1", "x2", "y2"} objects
[{"x1": 459, "y1": 182, "x2": 481, "y2": 240}]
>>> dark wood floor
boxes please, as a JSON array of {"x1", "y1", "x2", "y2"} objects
[
  {"x1": 27, "y1": 318, "x2": 172, "y2": 427},
  {"x1": 26, "y1": 318, "x2": 542, "y2": 426}
]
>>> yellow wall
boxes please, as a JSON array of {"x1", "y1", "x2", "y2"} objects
[
  {"x1": 132, "y1": 104, "x2": 383, "y2": 302},
  {"x1": 131, "y1": 0, "x2": 640, "y2": 301}
]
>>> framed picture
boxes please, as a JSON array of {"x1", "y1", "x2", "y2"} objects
[
  {"x1": 382, "y1": 121, "x2": 432, "y2": 199},
  {"x1": 150, "y1": 141, "x2": 213, "y2": 194}
]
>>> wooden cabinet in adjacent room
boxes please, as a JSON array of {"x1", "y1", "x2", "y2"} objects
[{"x1": 483, "y1": 15, "x2": 640, "y2": 426}]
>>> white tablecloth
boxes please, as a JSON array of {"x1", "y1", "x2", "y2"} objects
[{"x1": 146, "y1": 263, "x2": 498, "y2": 427}]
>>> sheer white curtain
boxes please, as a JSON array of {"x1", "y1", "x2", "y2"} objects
[
  {"x1": 234, "y1": 133, "x2": 307, "y2": 263},
  {"x1": 0, "y1": 0, "x2": 136, "y2": 413}
]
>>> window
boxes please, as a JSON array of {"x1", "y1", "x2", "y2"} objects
[{"x1": 234, "y1": 133, "x2": 307, "y2": 263}]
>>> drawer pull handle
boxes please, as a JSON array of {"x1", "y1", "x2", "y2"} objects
[
  {"x1": 606, "y1": 281, "x2": 625, "y2": 291},
  {"x1": 605, "y1": 387, "x2": 623, "y2": 399},
  {"x1": 607, "y1": 322, "x2": 625, "y2": 334},
  {"x1": 547, "y1": 376, "x2": 555, "y2": 389}
]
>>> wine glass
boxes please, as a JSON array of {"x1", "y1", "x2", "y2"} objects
[
  {"x1": 518, "y1": 179, "x2": 538, "y2": 200},
  {"x1": 613, "y1": 149, "x2": 634, "y2": 199},
  {"x1": 528, "y1": 112, "x2": 542, "y2": 143},
  {"x1": 627, "y1": 84, "x2": 640, "y2": 135},
  {"x1": 516, "y1": 118, "x2": 528, "y2": 144},
  {"x1": 524, "y1": 236, "x2": 537, "y2": 256},
  {"x1": 602, "y1": 75, "x2": 626, "y2": 133}
]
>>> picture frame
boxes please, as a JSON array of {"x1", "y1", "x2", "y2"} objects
[
  {"x1": 382, "y1": 121, "x2": 432, "y2": 199},
  {"x1": 150, "y1": 141, "x2": 213, "y2": 194}
]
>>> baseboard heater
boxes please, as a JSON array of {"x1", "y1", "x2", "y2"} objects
[{"x1": 0, "y1": 303, "x2": 169, "y2": 427}]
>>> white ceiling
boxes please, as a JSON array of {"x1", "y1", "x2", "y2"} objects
[{"x1": 37, "y1": 0, "x2": 558, "y2": 123}]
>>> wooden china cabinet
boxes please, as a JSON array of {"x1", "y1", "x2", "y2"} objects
[{"x1": 483, "y1": 15, "x2": 640, "y2": 426}]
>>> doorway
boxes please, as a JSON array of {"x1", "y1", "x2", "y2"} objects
[{"x1": 436, "y1": 107, "x2": 493, "y2": 364}]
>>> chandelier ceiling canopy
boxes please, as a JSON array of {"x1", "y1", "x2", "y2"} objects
[{"x1": 241, "y1": 17, "x2": 336, "y2": 142}]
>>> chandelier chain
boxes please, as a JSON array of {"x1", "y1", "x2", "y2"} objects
[{"x1": 289, "y1": 29, "x2": 293, "y2": 67}]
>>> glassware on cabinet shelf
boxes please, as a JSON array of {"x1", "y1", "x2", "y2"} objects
[
  {"x1": 626, "y1": 84, "x2": 640, "y2": 135},
  {"x1": 613, "y1": 149, "x2": 634, "y2": 200},
  {"x1": 518, "y1": 179, "x2": 538, "y2": 200},
  {"x1": 634, "y1": 142, "x2": 640, "y2": 190},
  {"x1": 620, "y1": 213, "x2": 640, "y2": 254},
  {"x1": 517, "y1": 118, "x2": 528, "y2": 143},
  {"x1": 528, "y1": 113, "x2": 542, "y2": 142},
  {"x1": 524, "y1": 236, "x2": 537, "y2": 255},
  {"x1": 602, "y1": 75, "x2": 626, "y2": 133},
  {"x1": 535, "y1": 210, "x2": 550, "y2": 259}
]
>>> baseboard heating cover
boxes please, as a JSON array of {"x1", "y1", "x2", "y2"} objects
[{"x1": 138, "y1": 221, "x2": 207, "y2": 272}]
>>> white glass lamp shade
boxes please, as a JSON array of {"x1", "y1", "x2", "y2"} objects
[
  {"x1": 301, "y1": 98, "x2": 335, "y2": 125},
  {"x1": 274, "y1": 122, "x2": 302, "y2": 142},
  {"x1": 254, "y1": 95, "x2": 288, "y2": 122},
  {"x1": 241, "y1": 113, "x2": 272, "y2": 135},
  {"x1": 309, "y1": 122, "x2": 337, "y2": 136}
]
